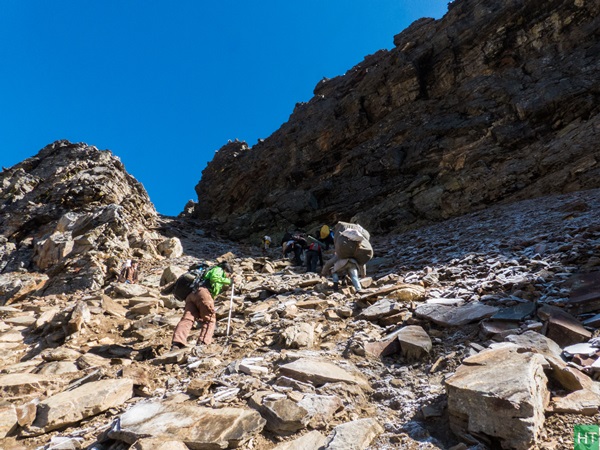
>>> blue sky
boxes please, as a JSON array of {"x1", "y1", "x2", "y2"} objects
[{"x1": 0, "y1": 1, "x2": 448, "y2": 216}]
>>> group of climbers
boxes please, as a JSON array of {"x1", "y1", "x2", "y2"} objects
[
  {"x1": 272, "y1": 221, "x2": 373, "y2": 293},
  {"x1": 116, "y1": 221, "x2": 372, "y2": 353}
]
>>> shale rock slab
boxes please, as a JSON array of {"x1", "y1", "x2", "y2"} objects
[
  {"x1": 445, "y1": 345, "x2": 549, "y2": 450},
  {"x1": 110, "y1": 400, "x2": 266, "y2": 449}
]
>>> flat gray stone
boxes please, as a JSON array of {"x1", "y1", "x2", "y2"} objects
[
  {"x1": 30, "y1": 378, "x2": 134, "y2": 434},
  {"x1": 415, "y1": 302, "x2": 498, "y2": 326},
  {"x1": 0, "y1": 403, "x2": 17, "y2": 438},
  {"x1": 0, "y1": 373, "x2": 61, "y2": 399},
  {"x1": 551, "y1": 389, "x2": 600, "y2": 416},
  {"x1": 358, "y1": 298, "x2": 403, "y2": 321},
  {"x1": 480, "y1": 320, "x2": 521, "y2": 339},
  {"x1": 563, "y1": 342, "x2": 598, "y2": 357},
  {"x1": 297, "y1": 394, "x2": 343, "y2": 429},
  {"x1": 110, "y1": 400, "x2": 266, "y2": 448},
  {"x1": 272, "y1": 430, "x2": 327, "y2": 450},
  {"x1": 132, "y1": 438, "x2": 189, "y2": 450},
  {"x1": 279, "y1": 358, "x2": 370, "y2": 390},
  {"x1": 3, "y1": 314, "x2": 36, "y2": 326},
  {"x1": 491, "y1": 302, "x2": 536, "y2": 321},
  {"x1": 35, "y1": 361, "x2": 80, "y2": 376},
  {"x1": 323, "y1": 418, "x2": 384, "y2": 449},
  {"x1": 426, "y1": 297, "x2": 465, "y2": 306},
  {"x1": 583, "y1": 313, "x2": 600, "y2": 327}
]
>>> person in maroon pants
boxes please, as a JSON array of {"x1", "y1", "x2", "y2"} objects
[{"x1": 170, "y1": 262, "x2": 232, "y2": 351}]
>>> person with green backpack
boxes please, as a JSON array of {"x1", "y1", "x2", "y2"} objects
[{"x1": 170, "y1": 261, "x2": 232, "y2": 351}]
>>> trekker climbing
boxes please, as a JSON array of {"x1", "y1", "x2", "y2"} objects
[
  {"x1": 261, "y1": 235, "x2": 272, "y2": 256},
  {"x1": 319, "y1": 224, "x2": 334, "y2": 250},
  {"x1": 119, "y1": 259, "x2": 139, "y2": 284},
  {"x1": 281, "y1": 231, "x2": 307, "y2": 266},
  {"x1": 305, "y1": 234, "x2": 324, "y2": 273},
  {"x1": 322, "y1": 221, "x2": 373, "y2": 293},
  {"x1": 322, "y1": 254, "x2": 364, "y2": 292},
  {"x1": 170, "y1": 261, "x2": 232, "y2": 351}
]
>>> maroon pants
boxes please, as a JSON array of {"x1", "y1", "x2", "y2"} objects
[{"x1": 172, "y1": 287, "x2": 216, "y2": 346}]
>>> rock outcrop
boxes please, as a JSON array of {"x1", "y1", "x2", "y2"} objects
[
  {"x1": 192, "y1": 0, "x2": 600, "y2": 240},
  {"x1": 2, "y1": 186, "x2": 600, "y2": 449},
  {"x1": 0, "y1": 140, "x2": 158, "y2": 298},
  {"x1": 3, "y1": 0, "x2": 600, "y2": 449}
]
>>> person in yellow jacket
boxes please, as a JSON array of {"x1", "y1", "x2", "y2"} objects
[{"x1": 171, "y1": 261, "x2": 232, "y2": 350}]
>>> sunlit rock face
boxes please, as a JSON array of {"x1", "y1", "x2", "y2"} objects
[
  {"x1": 192, "y1": 0, "x2": 600, "y2": 240},
  {"x1": 0, "y1": 140, "x2": 158, "y2": 296}
]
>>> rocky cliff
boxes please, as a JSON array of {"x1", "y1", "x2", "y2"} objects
[
  {"x1": 193, "y1": 0, "x2": 600, "y2": 240},
  {"x1": 4, "y1": 0, "x2": 600, "y2": 448},
  {"x1": 0, "y1": 140, "x2": 160, "y2": 298}
]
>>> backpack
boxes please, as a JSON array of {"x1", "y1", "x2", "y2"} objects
[
  {"x1": 333, "y1": 222, "x2": 373, "y2": 265},
  {"x1": 172, "y1": 264, "x2": 210, "y2": 301}
]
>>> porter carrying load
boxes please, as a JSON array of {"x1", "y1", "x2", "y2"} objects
[{"x1": 333, "y1": 221, "x2": 373, "y2": 265}]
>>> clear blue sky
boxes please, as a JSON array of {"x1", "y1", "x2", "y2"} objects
[{"x1": 0, "y1": 1, "x2": 448, "y2": 216}]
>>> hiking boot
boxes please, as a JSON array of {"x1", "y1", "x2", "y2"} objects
[
  {"x1": 170, "y1": 342, "x2": 186, "y2": 352},
  {"x1": 333, "y1": 282, "x2": 339, "y2": 292}
]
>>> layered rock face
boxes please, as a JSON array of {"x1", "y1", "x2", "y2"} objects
[
  {"x1": 193, "y1": 0, "x2": 600, "y2": 240},
  {"x1": 0, "y1": 140, "x2": 158, "y2": 297}
]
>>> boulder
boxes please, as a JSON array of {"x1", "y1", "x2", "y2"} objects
[
  {"x1": 33, "y1": 232, "x2": 74, "y2": 270},
  {"x1": 281, "y1": 323, "x2": 315, "y2": 349},
  {"x1": 279, "y1": 358, "x2": 370, "y2": 390},
  {"x1": 16, "y1": 401, "x2": 37, "y2": 427},
  {"x1": 551, "y1": 389, "x2": 600, "y2": 416},
  {"x1": 323, "y1": 418, "x2": 384, "y2": 450},
  {"x1": 160, "y1": 266, "x2": 186, "y2": 286},
  {"x1": 445, "y1": 345, "x2": 549, "y2": 450},
  {"x1": 358, "y1": 298, "x2": 403, "y2": 321},
  {"x1": 112, "y1": 283, "x2": 149, "y2": 298},
  {"x1": 388, "y1": 283, "x2": 426, "y2": 302},
  {"x1": 101, "y1": 295, "x2": 128, "y2": 318},
  {"x1": 505, "y1": 331, "x2": 594, "y2": 392},
  {"x1": 41, "y1": 347, "x2": 82, "y2": 362},
  {"x1": 0, "y1": 373, "x2": 61, "y2": 400},
  {"x1": 297, "y1": 394, "x2": 343, "y2": 429},
  {"x1": 157, "y1": 237, "x2": 184, "y2": 258},
  {"x1": 537, "y1": 305, "x2": 592, "y2": 347},
  {"x1": 29, "y1": 378, "x2": 134, "y2": 434},
  {"x1": 110, "y1": 400, "x2": 266, "y2": 448},
  {"x1": 35, "y1": 361, "x2": 79, "y2": 376},
  {"x1": 248, "y1": 391, "x2": 309, "y2": 435},
  {"x1": 0, "y1": 402, "x2": 17, "y2": 438},
  {"x1": 394, "y1": 325, "x2": 432, "y2": 360}
]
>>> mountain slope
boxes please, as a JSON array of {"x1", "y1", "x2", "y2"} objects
[
  {"x1": 192, "y1": 0, "x2": 600, "y2": 240},
  {"x1": 0, "y1": 140, "x2": 158, "y2": 296}
]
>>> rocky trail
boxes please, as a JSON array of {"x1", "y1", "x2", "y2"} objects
[{"x1": 3, "y1": 187, "x2": 600, "y2": 450}]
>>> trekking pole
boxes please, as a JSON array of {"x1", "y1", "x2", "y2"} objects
[{"x1": 226, "y1": 284, "x2": 234, "y2": 338}]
